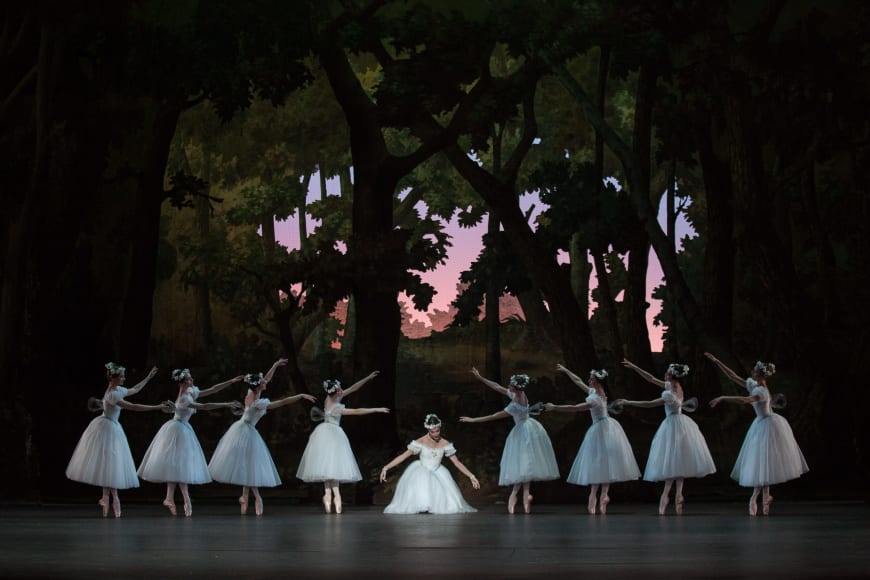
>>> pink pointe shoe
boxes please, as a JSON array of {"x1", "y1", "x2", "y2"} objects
[
  {"x1": 762, "y1": 495, "x2": 773, "y2": 516},
  {"x1": 98, "y1": 498, "x2": 109, "y2": 518},
  {"x1": 239, "y1": 496, "x2": 248, "y2": 515},
  {"x1": 587, "y1": 495, "x2": 597, "y2": 515},
  {"x1": 334, "y1": 496, "x2": 343, "y2": 514},
  {"x1": 255, "y1": 497, "x2": 263, "y2": 516},
  {"x1": 322, "y1": 494, "x2": 332, "y2": 513},
  {"x1": 659, "y1": 495, "x2": 669, "y2": 515},
  {"x1": 112, "y1": 498, "x2": 121, "y2": 518},
  {"x1": 162, "y1": 499, "x2": 177, "y2": 516},
  {"x1": 523, "y1": 494, "x2": 533, "y2": 514},
  {"x1": 507, "y1": 492, "x2": 518, "y2": 514},
  {"x1": 183, "y1": 498, "x2": 192, "y2": 517},
  {"x1": 599, "y1": 495, "x2": 610, "y2": 515},
  {"x1": 749, "y1": 498, "x2": 758, "y2": 517},
  {"x1": 675, "y1": 496, "x2": 684, "y2": 515}
]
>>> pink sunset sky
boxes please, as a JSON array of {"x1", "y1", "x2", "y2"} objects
[{"x1": 274, "y1": 175, "x2": 694, "y2": 353}]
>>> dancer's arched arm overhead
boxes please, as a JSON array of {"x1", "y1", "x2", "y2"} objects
[
  {"x1": 262, "y1": 358, "x2": 288, "y2": 386},
  {"x1": 126, "y1": 366, "x2": 159, "y2": 396},
  {"x1": 621, "y1": 359, "x2": 666, "y2": 389},
  {"x1": 470, "y1": 367, "x2": 509, "y2": 396},
  {"x1": 341, "y1": 371, "x2": 380, "y2": 397},
  {"x1": 459, "y1": 410, "x2": 510, "y2": 423},
  {"x1": 704, "y1": 353, "x2": 745, "y2": 388},
  {"x1": 555, "y1": 364, "x2": 593, "y2": 394}
]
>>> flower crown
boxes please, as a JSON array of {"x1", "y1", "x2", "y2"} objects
[
  {"x1": 171, "y1": 368, "x2": 192, "y2": 382},
  {"x1": 510, "y1": 374, "x2": 530, "y2": 390},
  {"x1": 105, "y1": 362, "x2": 126, "y2": 377},
  {"x1": 667, "y1": 363, "x2": 690, "y2": 378},
  {"x1": 753, "y1": 361, "x2": 776, "y2": 377},
  {"x1": 423, "y1": 413, "x2": 442, "y2": 429},
  {"x1": 245, "y1": 372, "x2": 264, "y2": 386},
  {"x1": 323, "y1": 379, "x2": 342, "y2": 394},
  {"x1": 589, "y1": 369, "x2": 608, "y2": 381}
]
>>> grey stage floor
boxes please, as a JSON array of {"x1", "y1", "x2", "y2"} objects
[{"x1": 1, "y1": 500, "x2": 868, "y2": 579}]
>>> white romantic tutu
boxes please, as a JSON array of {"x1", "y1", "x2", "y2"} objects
[
  {"x1": 208, "y1": 419, "x2": 281, "y2": 487},
  {"x1": 499, "y1": 418, "x2": 560, "y2": 486},
  {"x1": 643, "y1": 414, "x2": 716, "y2": 481},
  {"x1": 566, "y1": 417, "x2": 641, "y2": 485},
  {"x1": 731, "y1": 414, "x2": 808, "y2": 487},
  {"x1": 384, "y1": 462, "x2": 476, "y2": 514},
  {"x1": 66, "y1": 416, "x2": 139, "y2": 489},
  {"x1": 137, "y1": 419, "x2": 212, "y2": 484},
  {"x1": 296, "y1": 423, "x2": 362, "y2": 483}
]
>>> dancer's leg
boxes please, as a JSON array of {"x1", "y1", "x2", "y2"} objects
[
  {"x1": 163, "y1": 483, "x2": 177, "y2": 515},
  {"x1": 111, "y1": 488, "x2": 121, "y2": 518},
  {"x1": 588, "y1": 484, "x2": 599, "y2": 515},
  {"x1": 599, "y1": 484, "x2": 611, "y2": 514},
  {"x1": 99, "y1": 487, "x2": 110, "y2": 517},
  {"x1": 749, "y1": 486, "x2": 760, "y2": 516},
  {"x1": 240, "y1": 486, "x2": 250, "y2": 515},
  {"x1": 252, "y1": 487, "x2": 263, "y2": 516},
  {"x1": 322, "y1": 482, "x2": 332, "y2": 513},
  {"x1": 523, "y1": 482, "x2": 533, "y2": 513},
  {"x1": 508, "y1": 484, "x2": 520, "y2": 514},
  {"x1": 180, "y1": 483, "x2": 192, "y2": 517},
  {"x1": 675, "y1": 478, "x2": 685, "y2": 515},
  {"x1": 659, "y1": 479, "x2": 674, "y2": 515}
]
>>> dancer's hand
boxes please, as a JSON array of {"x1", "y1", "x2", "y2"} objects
[
  {"x1": 555, "y1": 364, "x2": 567, "y2": 373},
  {"x1": 469, "y1": 475, "x2": 480, "y2": 489},
  {"x1": 459, "y1": 416, "x2": 474, "y2": 423},
  {"x1": 379, "y1": 467, "x2": 388, "y2": 482},
  {"x1": 232, "y1": 375, "x2": 245, "y2": 383},
  {"x1": 300, "y1": 394, "x2": 316, "y2": 403},
  {"x1": 229, "y1": 400, "x2": 244, "y2": 412},
  {"x1": 377, "y1": 407, "x2": 390, "y2": 414},
  {"x1": 709, "y1": 397, "x2": 722, "y2": 408},
  {"x1": 147, "y1": 366, "x2": 159, "y2": 379},
  {"x1": 470, "y1": 367, "x2": 481, "y2": 379},
  {"x1": 543, "y1": 403, "x2": 556, "y2": 412}
]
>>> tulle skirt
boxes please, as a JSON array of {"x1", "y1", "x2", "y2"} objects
[
  {"x1": 384, "y1": 462, "x2": 476, "y2": 514},
  {"x1": 66, "y1": 416, "x2": 139, "y2": 489},
  {"x1": 731, "y1": 414, "x2": 808, "y2": 487},
  {"x1": 137, "y1": 419, "x2": 212, "y2": 484},
  {"x1": 643, "y1": 414, "x2": 716, "y2": 481},
  {"x1": 296, "y1": 423, "x2": 362, "y2": 483},
  {"x1": 499, "y1": 418, "x2": 560, "y2": 486},
  {"x1": 208, "y1": 419, "x2": 281, "y2": 487},
  {"x1": 566, "y1": 417, "x2": 641, "y2": 485}
]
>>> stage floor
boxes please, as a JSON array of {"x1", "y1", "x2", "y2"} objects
[{"x1": 1, "y1": 500, "x2": 867, "y2": 578}]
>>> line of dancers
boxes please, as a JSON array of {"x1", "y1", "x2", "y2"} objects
[{"x1": 65, "y1": 353, "x2": 808, "y2": 518}]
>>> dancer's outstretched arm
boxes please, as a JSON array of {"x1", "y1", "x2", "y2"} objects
[
  {"x1": 341, "y1": 371, "x2": 380, "y2": 397},
  {"x1": 447, "y1": 454, "x2": 480, "y2": 489},
  {"x1": 118, "y1": 399, "x2": 173, "y2": 413},
  {"x1": 704, "y1": 353, "x2": 745, "y2": 388},
  {"x1": 126, "y1": 366, "x2": 159, "y2": 396},
  {"x1": 459, "y1": 410, "x2": 510, "y2": 423},
  {"x1": 470, "y1": 367, "x2": 509, "y2": 396},
  {"x1": 555, "y1": 364, "x2": 592, "y2": 394},
  {"x1": 709, "y1": 393, "x2": 761, "y2": 408},
  {"x1": 267, "y1": 393, "x2": 316, "y2": 410},
  {"x1": 199, "y1": 375, "x2": 245, "y2": 398},
  {"x1": 621, "y1": 359, "x2": 666, "y2": 388},
  {"x1": 189, "y1": 400, "x2": 244, "y2": 412},
  {"x1": 613, "y1": 397, "x2": 665, "y2": 409},
  {"x1": 543, "y1": 402, "x2": 591, "y2": 413},
  {"x1": 341, "y1": 406, "x2": 390, "y2": 416},
  {"x1": 379, "y1": 449, "x2": 413, "y2": 482}
]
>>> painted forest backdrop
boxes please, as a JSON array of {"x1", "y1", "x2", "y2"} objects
[{"x1": 2, "y1": 0, "x2": 869, "y2": 502}]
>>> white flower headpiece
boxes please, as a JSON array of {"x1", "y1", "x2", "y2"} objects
[
  {"x1": 245, "y1": 372, "x2": 264, "y2": 386},
  {"x1": 423, "y1": 413, "x2": 442, "y2": 429},
  {"x1": 667, "y1": 363, "x2": 690, "y2": 378},
  {"x1": 171, "y1": 368, "x2": 192, "y2": 382},
  {"x1": 105, "y1": 362, "x2": 126, "y2": 377},
  {"x1": 510, "y1": 374, "x2": 530, "y2": 390},
  {"x1": 589, "y1": 369, "x2": 608, "y2": 381},
  {"x1": 323, "y1": 379, "x2": 342, "y2": 394},
  {"x1": 753, "y1": 361, "x2": 776, "y2": 377}
]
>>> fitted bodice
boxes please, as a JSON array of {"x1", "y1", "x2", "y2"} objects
[
  {"x1": 586, "y1": 391, "x2": 609, "y2": 422},
  {"x1": 408, "y1": 440, "x2": 456, "y2": 471},
  {"x1": 504, "y1": 390, "x2": 530, "y2": 424},
  {"x1": 324, "y1": 396, "x2": 345, "y2": 426},
  {"x1": 173, "y1": 386, "x2": 200, "y2": 422},
  {"x1": 746, "y1": 379, "x2": 772, "y2": 418},
  {"x1": 662, "y1": 383, "x2": 683, "y2": 417},
  {"x1": 242, "y1": 398, "x2": 269, "y2": 426},
  {"x1": 101, "y1": 386, "x2": 128, "y2": 422}
]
